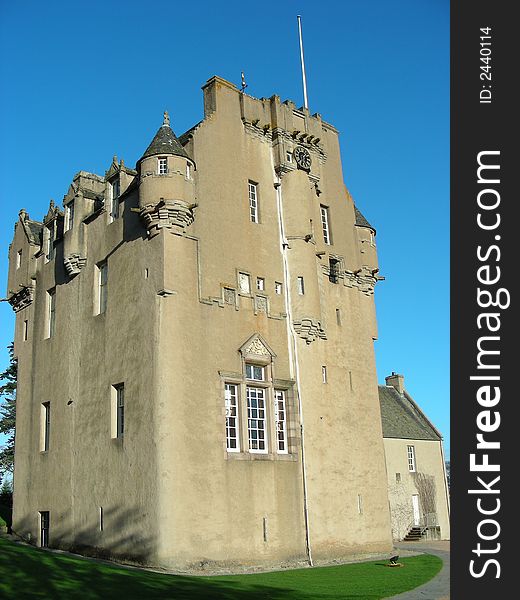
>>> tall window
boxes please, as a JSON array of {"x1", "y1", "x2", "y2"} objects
[
  {"x1": 322, "y1": 366, "x2": 328, "y2": 383},
  {"x1": 247, "y1": 386, "x2": 267, "y2": 453},
  {"x1": 16, "y1": 249, "x2": 22, "y2": 269},
  {"x1": 39, "y1": 511, "x2": 50, "y2": 548},
  {"x1": 112, "y1": 383, "x2": 125, "y2": 439},
  {"x1": 248, "y1": 181, "x2": 259, "y2": 223},
  {"x1": 158, "y1": 157, "x2": 168, "y2": 175},
  {"x1": 275, "y1": 282, "x2": 282, "y2": 295},
  {"x1": 47, "y1": 289, "x2": 56, "y2": 338},
  {"x1": 97, "y1": 261, "x2": 108, "y2": 314},
  {"x1": 44, "y1": 225, "x2": 55, "y2": 262},
  {"x1": 223, "y1": 353, "x2": 291, "y2": 457},
  {"x1": 186, "y1": 162, "x2": 191, "y2": 179},
  {"x1": 109, "y1": 180, "x2": 120, "y2": 222},
  {"x1": 320, "y1": 205, "x2": 331, "y2": 244},
  {"x1": 274, "y1": 390, "x2": 288, "y2": 453},
  {"x1": 65, "y1": 201, "x2": 74, "y2": 231},
  {"x1": 41, "y1": 402, "x2": 50, "y2": 452},
  {"x1": 407, "y1": 445, "x2": 416, "y2": 472},
  {"x1": 225, "y1": 383, "x2": 240, "y2": 452}
]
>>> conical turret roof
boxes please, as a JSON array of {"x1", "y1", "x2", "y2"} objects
[{"x1": 139, "y1": 111, "x2": 190, "y2": 161}]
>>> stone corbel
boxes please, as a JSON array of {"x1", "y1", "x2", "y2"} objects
[
  {"x1": 8, "y1": 283, "x2": 35, "y2": 312},
  {"x1": 293, "y1": 318, "x2": 327, "y2": 344},
  {"x1": 139, "y1": 199, "x2": 195, "y2": 238},
  {"x1": 64, "y1": 254, "x2": 87, "y2": 278}
]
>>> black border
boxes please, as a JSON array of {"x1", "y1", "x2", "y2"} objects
[{"x1": 451, "y1": 2, "x2": 515, "y2": 596}]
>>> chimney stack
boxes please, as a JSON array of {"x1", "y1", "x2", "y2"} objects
[{"x1": 386, "y1": 372, "x2": 405, "y2": 395}]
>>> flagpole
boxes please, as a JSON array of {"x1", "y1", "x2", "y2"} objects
[{"x1": 297, "y1": 15, "x2": 309, "y2": 109}]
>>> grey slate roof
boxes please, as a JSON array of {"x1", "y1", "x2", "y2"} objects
[
  {"x1": 354, "y1": 205, "x2": 375, "y2": 232},
  {"x1": 378, "y1": 385, "x2": 441, "y2": 441},
  {"x1": 140, "y1": 124, "x2": 190, "y2": 161}
]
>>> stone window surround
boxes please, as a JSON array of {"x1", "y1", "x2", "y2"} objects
[
  {"x1": 219, "y1": 337, "x2": 296, "y2": 461},
  {"x1": 220, "y1": 375, "x2": 295, "y2": 461}
]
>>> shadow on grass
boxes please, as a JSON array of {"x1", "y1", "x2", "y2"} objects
[{"x1": 0, "y1": 537, "x2": 442, "y2": 600}]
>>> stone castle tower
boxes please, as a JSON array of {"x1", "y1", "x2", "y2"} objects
[{"x1": 6, "y1": 75, "x2": 392, "y2": 571}]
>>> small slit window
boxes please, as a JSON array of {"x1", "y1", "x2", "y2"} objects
[{"x1": 297, "y1": 276, "x2": 305, "y2": 295}]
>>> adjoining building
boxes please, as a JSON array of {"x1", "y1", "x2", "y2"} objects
[
  {"x1": 379, "y1": 373, "x2": 450, "y2": 541},
  {"x1": 6, "y1": 75, "x2": 395, "y2": 572}
]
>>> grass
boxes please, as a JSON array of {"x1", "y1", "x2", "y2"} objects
[{"x1": 0, "y1": 536, "x2": 442, "y2": 599}]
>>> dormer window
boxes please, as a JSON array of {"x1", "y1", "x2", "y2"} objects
[
  {"x1": 158, "y1": 157, "x2": 168, "y2": 175},
  {"x1": 109, "y1": 180, "x2": 120, "y2": 222}
]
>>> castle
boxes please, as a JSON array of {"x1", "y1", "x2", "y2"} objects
[{"x1": 7, "y1": 75, "x2": 395, "y2": 571}]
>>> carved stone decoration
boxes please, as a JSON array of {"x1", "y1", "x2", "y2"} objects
[
  {"x1": 293, "y1": 318, "x2": 327, "y2": 344},
  {"x1": 8, "y1": 284, "x2": 35, "y2": 312},
  {"x1": 223, "y1": 288, "x2": 236, "y2": 305},
  {"x1": 139, "y1": 199, "x2": 195, "y2": 238},
  {"x1": 64, "y1": 254, "x2": 87, "y2": 277},
  {"x1": 244, "y1": 337, "x2": 271, "y2": 356},
  {"x1": 256, "y1": 296, "x2": 268, "y2": 313}
]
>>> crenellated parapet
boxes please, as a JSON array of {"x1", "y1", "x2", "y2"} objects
[{"x1": 139, "y1": 199, "x2": 195, "y2": 238}]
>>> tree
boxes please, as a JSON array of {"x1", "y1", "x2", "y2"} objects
[
  {"x1": 414, "y1": 472, "x2": 438, "y2": 526},
  {"x1": 0, "y1": 343, "x2": 17, "y2": 484}
]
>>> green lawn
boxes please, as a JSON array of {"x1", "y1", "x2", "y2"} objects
[{"x1": 0, "y1": 536, "x2": 442, "y2": 599}]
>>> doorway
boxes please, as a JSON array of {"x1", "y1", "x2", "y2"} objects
[{"x1": 412, "y1": 494, "x2": 420, "y2": 526}]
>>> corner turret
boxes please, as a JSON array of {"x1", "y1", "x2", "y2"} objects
[{"x1": 137, "y1": 111, "x2": 196, "y2": 237}]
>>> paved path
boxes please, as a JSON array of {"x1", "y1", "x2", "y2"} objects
[{"x1": 386, "y1": 541, "x2": 450, "y2": 600}]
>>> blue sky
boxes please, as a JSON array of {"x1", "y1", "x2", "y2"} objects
[{"x1": 0, "y1": 0, "x2": 449, "y2": 456}]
